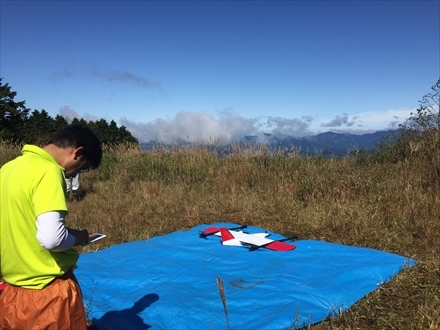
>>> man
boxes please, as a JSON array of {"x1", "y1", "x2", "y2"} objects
[
  {"x1": 0, "y1": 125, "x2": 102, "y2": 330},
  {"x1": 66, "y1": 172, "x2": 81, "y2": 200}
]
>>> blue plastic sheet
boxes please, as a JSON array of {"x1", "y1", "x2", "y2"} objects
[{"x1": 75, "y1": 223, "x2": 416, "y2": 329}]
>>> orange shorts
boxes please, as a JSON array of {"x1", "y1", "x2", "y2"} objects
[{"x1": 0, "y1": 270, "x2": 87, "y2": 330}]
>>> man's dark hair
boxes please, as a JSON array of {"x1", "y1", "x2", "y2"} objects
[{"x1": 48, "y1": 125, "x2": 103, "y2": 169}]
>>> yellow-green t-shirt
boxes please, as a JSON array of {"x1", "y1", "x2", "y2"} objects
[{"x1": 0, "y1": 145, "x2": 79, "y2": 289}]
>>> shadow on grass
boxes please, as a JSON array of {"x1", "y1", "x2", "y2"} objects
[{"x1": 91, "y1": 293, "x2": 159, "y2": 330}]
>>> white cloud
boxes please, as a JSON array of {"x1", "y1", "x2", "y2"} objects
[
  {"x1": 320, "y1": 114, "x2": 354, "y2": 128},
  {"x1": 61, "y1": 107, "x2": 414, "y2": 144},
  {"x1": 311, "y1": 108, "x2": 415, "y2": 134},
  {"x1": 121, "y1": 110, "x2": 258, "y2": 146},
  {"x1": 348, "y1": 108, "x2": 414, "y2": 129},
  {"x1": 59, "y1": 105, "x2": 102, "y2": 123},
  {"x1": 121, "y1": 111, "x2": 315, "y2": 144}
]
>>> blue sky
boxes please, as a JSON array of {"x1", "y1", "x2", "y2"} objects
[{"x1": 1, "y1": 1, "x2": 439, "y2": 144}]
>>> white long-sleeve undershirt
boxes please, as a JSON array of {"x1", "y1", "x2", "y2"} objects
[{"x1": 36, "y1": 211, "x2": 75, "y2": 251}]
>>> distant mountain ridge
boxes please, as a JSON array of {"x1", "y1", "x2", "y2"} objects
[
  {"x1": 265, "y1": 130, "x2": 397, "y2": 156},
  {"x1": 141, "y1": 129, "x2": 398, "y2": 157}
]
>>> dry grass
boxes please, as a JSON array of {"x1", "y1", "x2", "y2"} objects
[{"x1": 1, "y1": 140, "x2": 439, "y2": 329}]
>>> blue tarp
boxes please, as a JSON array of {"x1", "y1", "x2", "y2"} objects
[{"x1": 75, "y1": 223, "x2": 416, "y2": 329}]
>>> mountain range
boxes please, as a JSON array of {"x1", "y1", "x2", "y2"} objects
[
  {"x1": 142, "y1": 129, "x2": 399, "y2": 157},
  {"x1": 256, "y1": 129, "x2": 398, "y2": 156}
]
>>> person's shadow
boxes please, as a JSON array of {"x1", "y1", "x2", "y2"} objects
[{"x1": 91, "y1": 293, "x2": 159, "y2": 330}]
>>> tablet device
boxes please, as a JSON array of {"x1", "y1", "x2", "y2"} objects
[{"x1": 84, "y1": 233, "x2": 106, "y2": 245}]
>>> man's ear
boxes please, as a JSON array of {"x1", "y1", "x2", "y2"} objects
[{"x1": 73, "y1": 146, "x2": 85, "y2": 160}]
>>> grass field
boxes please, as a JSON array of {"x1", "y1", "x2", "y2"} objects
[{"x1": 1, "y1": 138, "x2": 439, "y2": 329}]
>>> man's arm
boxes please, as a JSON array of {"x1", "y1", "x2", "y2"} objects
[{"x1": 36, "y1": 211, "x2": 89, "y2": 251}]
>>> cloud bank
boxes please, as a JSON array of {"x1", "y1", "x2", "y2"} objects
[
  {"x1": 120, "y1": 110, "x2": 259, "y2": 145},
  {"x1": 118, "y1": 108, "x2": 412, "y2": 145},
  {"x1": 59, "y1": 107, "x2": 413, "y2": 145}
]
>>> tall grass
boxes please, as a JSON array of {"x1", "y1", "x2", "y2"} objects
[
  {"x1": 1, "y1": 138, "x2": 439, "y2": 329},
  {"x1": 0, "y1": 140, "x2": 23, "y2": 165}
]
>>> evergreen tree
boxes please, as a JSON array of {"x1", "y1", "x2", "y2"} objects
[
  {"x1": 24, "y1": 110, "x2": 56, "y2": 144},
  {"x1": 70, "y1": 117, "x2": 89, "y2": 127},
  {"x1": 118, "y1": 125, "x2": 138, "y2": 144},
  {"x1": 0, "y1": 78, "x2": 30, "y2": 141},
  {"x1": 53, "y1": 115, "x2": 69, "y2": 133},
  {"x1": 0, "y1": 78, "x2": 139, "y2": 145}
]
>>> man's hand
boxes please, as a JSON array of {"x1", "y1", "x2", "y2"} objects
[{"x1": 67, "y1": 228, "x2": 90, "y2": 246}]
